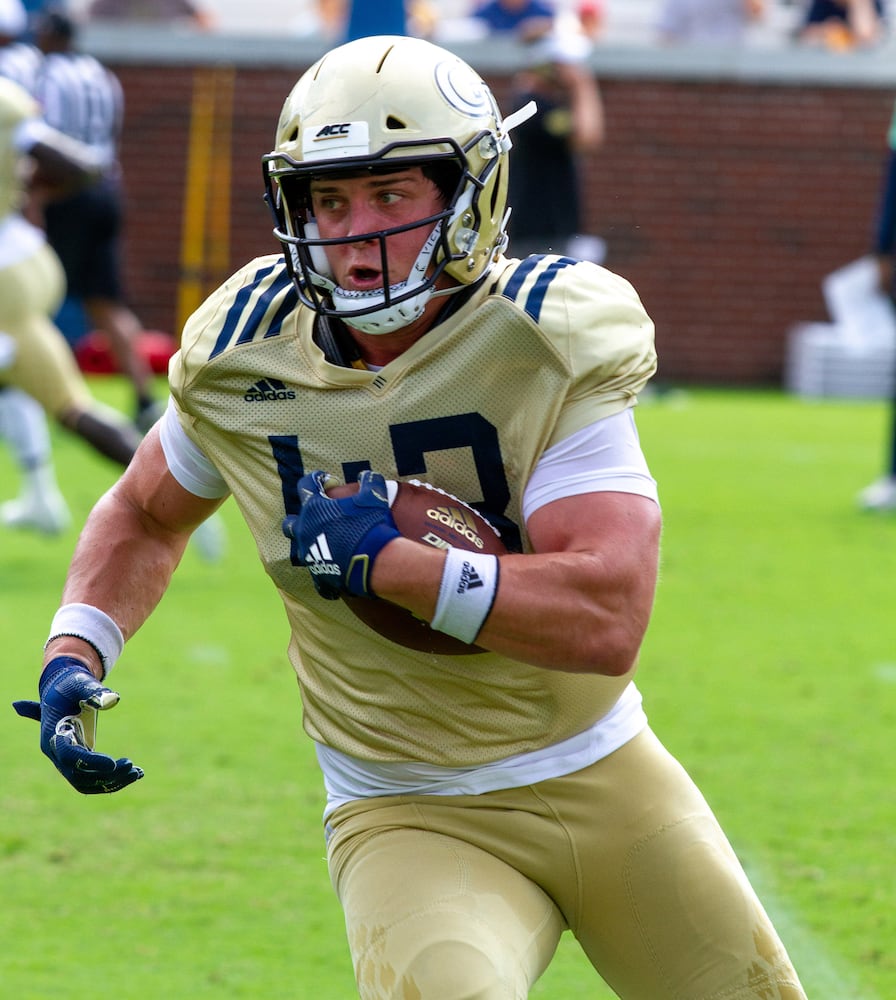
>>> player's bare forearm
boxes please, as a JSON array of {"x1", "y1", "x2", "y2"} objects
[
  {"x1": 50, "y1": 489, "x2": 187, "y2": 664},
  {"x1": 373, "y1": 492, "x2": 661, "y2": 674},
  {"x1": 44, "y1": 429, "x2": 221, "y2": 677}
]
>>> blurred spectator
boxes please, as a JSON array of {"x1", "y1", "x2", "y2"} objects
[
  {"x1": 656, "y1": 0, "x2": 765, "y2": 44},
  {"x1": 796, "y1": 0, "x2": 886, "y2": 49},
  {"x1": 858, "y1": 97, "x2": 896, "y2": 511},
  {"x1": 409, "y1": 0, "x2": 440, "y2": 38},
  {"x1": 294, "y1": 1, "x2": 436, "y2": 43},
  {"x1": 312, "y1": 0, "x2": 345, "y2": 38},
  {"x1": 33, "y1": 7, "x2": 165, "y2": 430},
  {"x1": 345, "y1": 0, "x2": 405, "y2": 39},
  {"x1": 507, "y1": 30, "x2": 606, "y2": 262},
  {"x1": 471, "y1": 0, "x2": 555, "y2": 41},
  {"x1": 86, "y1": 0, "x2": 214, "y2": 28},
  {"x1": 575, "y1": 0, "x2": 605, "y2": 39}
]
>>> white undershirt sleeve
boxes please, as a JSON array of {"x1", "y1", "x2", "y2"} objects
[
  {"x1": 159, "y1": 401, "x2": 652, "y2": 514},
  {"x1": 158, "y1": 398, "x2": 230, "y2": 499},
  {"x1": 522, "y1": 408, "x2": 658, "y2": 522}
]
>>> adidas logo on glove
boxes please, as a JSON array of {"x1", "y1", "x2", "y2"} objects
[{"x1": 305, "y1": 534, "x2": 341, "y2": 577}]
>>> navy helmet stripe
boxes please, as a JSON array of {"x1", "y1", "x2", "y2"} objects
[{"x1": 209, "y1": 262, "x2": 284, "y2": 360}]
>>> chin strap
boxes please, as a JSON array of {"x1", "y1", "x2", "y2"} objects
[{"x1": 500, "y1": 101, "x2": 537, "y2": 146}]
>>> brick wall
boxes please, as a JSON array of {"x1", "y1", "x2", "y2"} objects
[{"x1": 109, "y1": 57, "x2": 896, "y2": 387}]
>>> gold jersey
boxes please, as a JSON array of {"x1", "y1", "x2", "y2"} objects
[
  {"x1": 170, "y1": 253, "x2": 657, "y2": 766},
  {"x1": 0, "y1": 77, "x2": 36, "y2": 221}
]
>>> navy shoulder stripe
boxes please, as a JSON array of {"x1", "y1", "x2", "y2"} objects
[
  {"x1": 263, "y1": 283, "x2": 301, "y2": 341},
  {"x1": 209, "y1": 263, "x2": 294, "y2": 360},
  {"x1": 500, "y1": 255, "x2": 578, "y2": 323}
]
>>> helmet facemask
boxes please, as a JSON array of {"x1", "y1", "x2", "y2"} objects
[{"x1": 264, "y1": 148, "x2": 476, "y2": 335}]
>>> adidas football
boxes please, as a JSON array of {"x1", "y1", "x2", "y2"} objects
[{"x1": 328, "y1": 479, "x2": 507, "y2": 655}]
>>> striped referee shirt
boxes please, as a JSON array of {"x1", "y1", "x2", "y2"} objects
[
  {"x1": 34, "y1": 51, "x2": 122, "y2": 173},
  {"x1": 0, "y1": 41, "x2": 42, "y2": 94}
]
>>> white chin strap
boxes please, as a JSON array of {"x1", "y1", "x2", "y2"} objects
[
  {"x1": 305, "y1": 221, "x2": 443, "y2": 335},
  {"x1": 331, "y1": 282, "x2": 433, "y2": 334}
]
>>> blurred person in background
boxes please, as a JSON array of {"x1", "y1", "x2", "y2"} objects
[
  {"x1": 33, "y1": 7, "x2": 165, "y2": 431},
  {"x1": 1, "y1": 5, "x2": 223, "y2": 555},
  {"x1": 85, "y1": 0, "x2": 213, "y2": 28},
  {"x1": 575, "y1": 0, "x2": 605, "y2": 39},
  {"x1": 656, "y1": 0, "x2": 765, "y2": 44},
  {"x1": 796, "y1": 0, "x2": 886, "y2": 49},
  {"x1": 471, "y1": 0, "x2": 555, "y2": 41},
  {"x1": 507, "y1": 29, "x2": 606, "y2": 262},
  {"x1": 344, "y1": 0, "x2": 406, "y2": 38},
  {"x1": 291, "y1": 0, "x2": 436, "y2": 43},
  {"x1": 858, "y1": 96, "x2": 896, "y2": 511},
  {"x1": 0, "y1": 74, "x2": 142, "y2": 533},
  {"x1": 1, "y1": 0, "x2": 65, "y2": 532}
]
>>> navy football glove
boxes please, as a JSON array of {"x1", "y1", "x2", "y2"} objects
[
  {"x1": 282, "y1": 469, "x2": 400, "y2": 600},
  {"x1": 13, "y1": 656, "x2": 144, "y2": 794}
]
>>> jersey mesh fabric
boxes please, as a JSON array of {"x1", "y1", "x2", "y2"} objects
[{"x1": 169, "y1": 253, "x2": 656, "y2": 766}]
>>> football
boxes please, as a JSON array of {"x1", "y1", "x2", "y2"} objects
[{"x1": 328, "y1": 479, "x2": 507, "y2": 655}]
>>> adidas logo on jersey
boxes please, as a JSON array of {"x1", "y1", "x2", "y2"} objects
[
  {"x1": 426, "y1": 505, "x2": 486, "y2": 549},
  {"x1": 244, "y1": 378, "x2": 296, "y2": 402},
  {"x1": 305, "y1": 534, "x2": 341, "y2": 577}
]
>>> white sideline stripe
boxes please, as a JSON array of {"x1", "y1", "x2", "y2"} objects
[{"x1": 743, "y1": 858, "x2": 881, "y2": 1000}]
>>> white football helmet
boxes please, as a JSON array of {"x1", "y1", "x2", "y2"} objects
[{"x1": 262, "y1": 34, "x2": 534, "y2": 334}]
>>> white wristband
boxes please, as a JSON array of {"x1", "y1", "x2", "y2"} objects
[
  {"x1": 46, "y1": 603, "x2": 125, "y2": 677},
  {"x1": 430, "y1": 548, "x2": 500, "y2": 645}
]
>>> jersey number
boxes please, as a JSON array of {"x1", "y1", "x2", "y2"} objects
[{"x1": 269, "y1": 413, "x2": 521, "y2": 564}]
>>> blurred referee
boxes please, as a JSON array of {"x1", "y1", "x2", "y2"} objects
[{"x1": 33, "y1": 7, "x2": 164, "y2": 430}]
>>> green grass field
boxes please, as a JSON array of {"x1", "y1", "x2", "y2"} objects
[{"x1": 2, "y1": 379, "x2": 894, "y2": 999}]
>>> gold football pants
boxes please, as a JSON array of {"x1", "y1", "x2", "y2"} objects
[
  {"x1": 0, "y1": 242, "x2": 92, "y2": 417},
  {"x1": 326, "y1": 727, "x2": 807, "y2": 999}
]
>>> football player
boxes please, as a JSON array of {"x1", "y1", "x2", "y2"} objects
[
  {"x1": 14, "y1": 35, "x2": 807, "y2": 999},
  {"x1": 0, "y1": 76, "x2": 141, "y2": 528}
]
